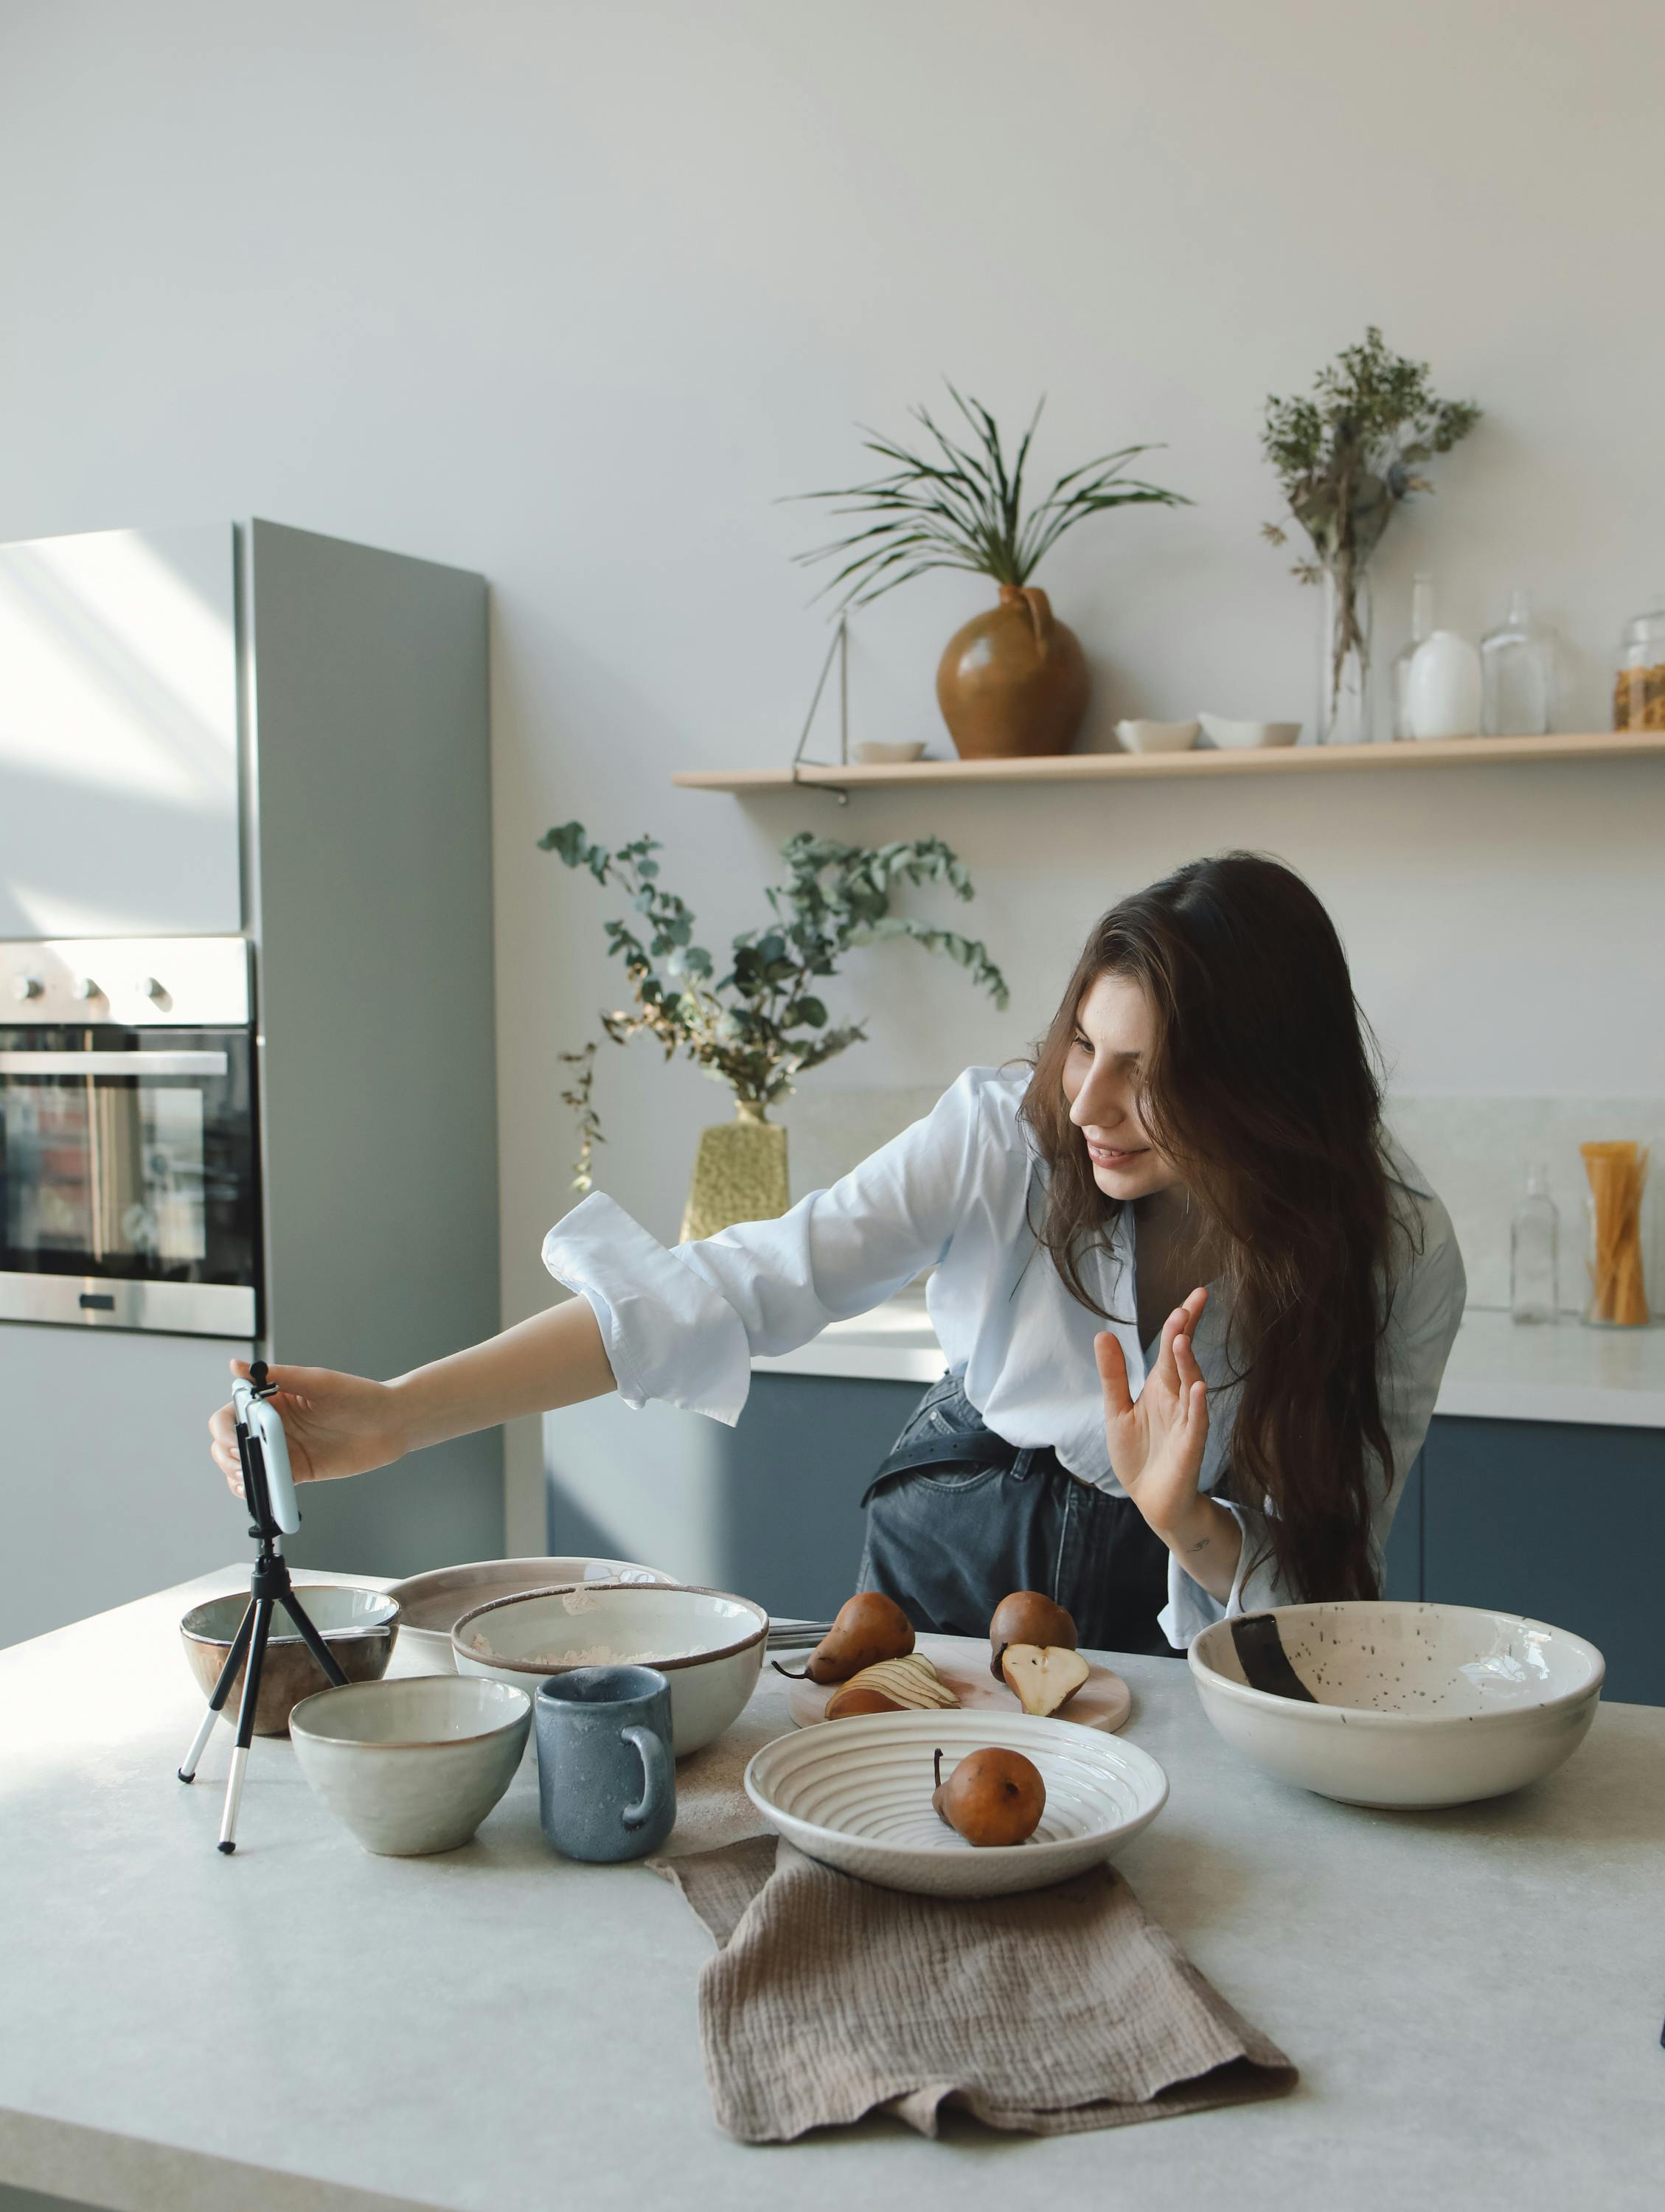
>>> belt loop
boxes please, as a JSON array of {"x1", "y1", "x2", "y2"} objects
[{"x1": 1012, "y1": 1448, "x2": 1035, "y2": 1484}]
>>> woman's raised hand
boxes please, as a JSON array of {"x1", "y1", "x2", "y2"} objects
[
  {"x1": 1095, "y1": 1287, "x2": 1210, "y2": 1541},
  {"x1": 208, "y1": 1360, "x2": 408, "y2": 1498}
]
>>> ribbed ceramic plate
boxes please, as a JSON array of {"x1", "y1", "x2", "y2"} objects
[
  {"x1": 744, "y1": 1709, "x2": 1167, "y2": 1898},
  {"x1": 784, "y1": 1632, "x2": 1131, "y2": 1733}
]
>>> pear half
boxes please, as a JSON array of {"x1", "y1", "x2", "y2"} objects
[{"x1": 1000, "y1": 1642, "x2": 1091, "y2": 1718}]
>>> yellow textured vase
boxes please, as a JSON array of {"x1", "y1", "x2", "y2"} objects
[{"x1": 680, "y1": 1102, "x2": 790, "y2": 1243}]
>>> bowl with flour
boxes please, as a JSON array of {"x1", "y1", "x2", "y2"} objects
[{"x1": 451, "y1": 1582, "x2": 768, "y2": 1757}]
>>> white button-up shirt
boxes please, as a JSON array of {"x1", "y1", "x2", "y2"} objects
[{"x1": 543, "y1": 1065, "x2": 1466, "y2": 1649}]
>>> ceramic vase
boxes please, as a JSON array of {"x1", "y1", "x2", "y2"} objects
[
  {"x1": 680, "y1": 1100, "x2": 790, "y2": 1243},
  {"x1": 1407, "y1": 630, "x2": 1483, "y2": 740},
  {"x1": 1318, "y1": 565, "x2": 1374, "y2": 745},
  {"x1": 935, "y1": 585, "x2": 1089, "y2": 759}
]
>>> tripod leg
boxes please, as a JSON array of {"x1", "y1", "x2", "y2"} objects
[
  {"x1": 218, "y1": 1596, "x2": 274, "y2": 1854},
  {"x1": 281, "y1": 1590, "x2": 350, "y2": 1689},
  {"x1": 178, "y1": 1597, "x2": 257, "y2": 1782}
]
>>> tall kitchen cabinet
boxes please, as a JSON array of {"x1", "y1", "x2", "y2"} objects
[{"x1": 0, "y1": 521, "x2": 502, "y2": 1643}]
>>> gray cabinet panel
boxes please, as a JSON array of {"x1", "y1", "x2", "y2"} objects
[
  {"x1": 546, "y1": 1374, "x2": 920, "y2": 1618},
  {"x1": 1422, "y1": 1414, "x2": 1665, "y2": 1705}
]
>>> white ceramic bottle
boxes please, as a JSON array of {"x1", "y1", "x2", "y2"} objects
[{"x1": 1407, "y1": 630, "x2": 1483, "y2": 740}]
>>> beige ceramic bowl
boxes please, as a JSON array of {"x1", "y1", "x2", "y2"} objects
[
  {"x1": 386, "y1": 1556, "x2": 676, "y2": 1674},
  {"x1": 290, "y1": 1676, "x2": 532, "y2": 1856},
  {"x1": 451, "y1": 1582, "x2": 767, "y2": 1757},
  {"x1": 1189, "y1": 1601, "x2": 1605, "y2": 1809},
  {"x1": 179, "y1": 1586, "x2": 400, "y2": 1736}
]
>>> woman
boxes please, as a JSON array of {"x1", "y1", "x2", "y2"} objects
[{"x1": 209, "y1": 852, "x2": 1464, "y2": 1654}]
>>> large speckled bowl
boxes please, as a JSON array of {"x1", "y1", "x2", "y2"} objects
[
  {"x1": 180, "y1": 1586, "x2": 400, "y2": 1736},
  {"x1": 1189, "y1": 1601, "x2": 1605, "y2": 1809}
]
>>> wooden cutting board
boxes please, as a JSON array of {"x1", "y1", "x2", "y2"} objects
[{"x1": 783, "y1": 1631, "x2": 1131, "y2": 1733}]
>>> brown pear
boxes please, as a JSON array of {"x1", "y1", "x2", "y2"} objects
[
  {"x1": 988, "y1": 1590, "x2": 1077, "y2": 1680},
  {"x1": 824, "y1": 1683, "x2": 906, "y2": 1719},
  {"x1": 931, "y1": 1745, "x2": 1046, "y2": 1848},
  {"x1": 796, "y1": 1592, "x2": 914, "y2": 1684}
]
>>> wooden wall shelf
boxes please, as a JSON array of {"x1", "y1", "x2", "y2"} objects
[{"x1": 672, "y1": 728, "x2": 1665, "y2": 793}]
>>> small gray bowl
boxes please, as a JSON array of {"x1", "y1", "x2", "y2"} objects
[{"x1": 289, "y1": 1676, "x2": 532, "y2": 1856}]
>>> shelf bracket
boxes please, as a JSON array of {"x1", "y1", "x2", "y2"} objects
[{"x1": 789, "y1": 617, "x2": 850, "y2": 804}]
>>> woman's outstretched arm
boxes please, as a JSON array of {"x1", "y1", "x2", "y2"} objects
[{"x1": 208, "y1": 1298, "x2": 616, "y2": 1496}]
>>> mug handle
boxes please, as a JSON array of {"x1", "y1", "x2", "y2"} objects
[{"x1": 620, "y1": 1724, "x2": 673, "y2": 1830}]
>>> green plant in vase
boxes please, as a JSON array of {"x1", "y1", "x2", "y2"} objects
[
  {"x1": 793, "y1": 384, "x2": 1187, "y2": 759},
  {"x1": 1262, "y1": 327, "x2": 1480, "y2": 745},
  {"x1": 543, "y1": 821, "x2": 1009, "y2": 1240}
]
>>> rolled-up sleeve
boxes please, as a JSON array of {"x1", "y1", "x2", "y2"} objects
[
  {"x1": 541, "y1": 1068, "x2": 993, "y2": 1426},
  {"x1": 1162, "y1": 1187, "x2": 1467, "y2": 1644}
]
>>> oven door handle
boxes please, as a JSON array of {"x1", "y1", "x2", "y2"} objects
[{"x1": 0, "y1": 1051, "x2": 229, "y2": 1077}]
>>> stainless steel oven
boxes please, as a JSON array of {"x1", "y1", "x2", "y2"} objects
[{"x1": 0, "y1": 938, "x2": 259, "y2": 1335}]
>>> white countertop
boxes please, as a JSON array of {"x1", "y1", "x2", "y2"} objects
[
  {"x1": 756, "y1": 1294, "x2": 1665, "y2": 1428},
  {"x1": 2, "y1": 1568, "x2": 1663, "y2": 2212}
]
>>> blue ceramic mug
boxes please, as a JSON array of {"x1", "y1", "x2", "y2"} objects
[{"x1": 535, "y1": 1665, "x2": 675, "y2": 1862}]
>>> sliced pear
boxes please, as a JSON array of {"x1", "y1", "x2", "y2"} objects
[
  {"x1": 1000, "y1": 1641, "x2": 1091, "y2": 1718},
  {"x1": 826, "y1": 1652, "x2": 959, "y2": 1715}
]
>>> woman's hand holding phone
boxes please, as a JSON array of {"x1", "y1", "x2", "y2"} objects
[
  {"x1": 208, "y1": 1361, "x2": 407, "y2": 1498},
  {"x1": 1096, "y1": 1288, "x2": 1242, "y2": 1602}
]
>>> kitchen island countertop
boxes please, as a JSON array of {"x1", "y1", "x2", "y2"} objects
[{"x1": 1, "y1": 1566, "x2": 1661, "y2": 2212}]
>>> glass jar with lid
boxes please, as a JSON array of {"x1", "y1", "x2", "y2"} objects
[{"x1": 1613, "y1": 593, "x2": 1665, "y2": 730}]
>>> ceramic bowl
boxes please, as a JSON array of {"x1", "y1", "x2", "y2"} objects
[
  {"x1": 1114, "y1": 717, "x2": 1200, "y2": 754},
  {"x1": 1188, "y1": 1601, "x2": 1605, "y2": 1809},
  {"x1": 451, "y1": 1583, "x2": 767, "y2": 1758},
  {"x1": 290, "y1": 1676, "x2": 532, "y2": 1856},
  {"x1": 386, "y1": 1556, "x2": 677, "y2": 1674},
  {"x1": 1198, "y1": 713, "x2": 1301, "y2": 750},
  {"x1": 179, "y1": 1586, "x2": 400, "y2": 1736},
  {"x1": 852, "y1": 740, "x2": 928, "y2": 764},
  {"x1": 745, "y1": 1708, "x2": 1167, "y2": 1899}
]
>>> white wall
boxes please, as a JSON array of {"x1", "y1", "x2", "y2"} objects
[{"x1": 4, "y1": 0, "x2": 1662, "y2": 1543}]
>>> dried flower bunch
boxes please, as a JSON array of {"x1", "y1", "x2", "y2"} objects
[
  {"x1": 1262, "y1": 327, "x2": 1480, "y2": 709},
  {"x1": 543, "y1": 821, "x2": 1009, "y2": 1190},
  {"x1": 793, "y1": 383, "x2": 1188, "y2": 608}
]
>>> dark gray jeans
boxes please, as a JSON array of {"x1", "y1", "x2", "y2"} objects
[{"x1": 856, "y1": 1373, "x2": 1178, "y2": 1658}]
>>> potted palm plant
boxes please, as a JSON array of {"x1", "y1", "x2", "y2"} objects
[{"x1": 794, "y1": 386, "x2": 1188, "y2": 759}]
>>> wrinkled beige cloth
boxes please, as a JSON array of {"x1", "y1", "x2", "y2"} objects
[{"x1": 648, "y1": 1835, "x2": 1296, "y2": 2142}]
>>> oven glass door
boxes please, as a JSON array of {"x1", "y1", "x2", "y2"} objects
[{"x1": 0, "y1": 1026, "x2": 259, "y2": 1332}]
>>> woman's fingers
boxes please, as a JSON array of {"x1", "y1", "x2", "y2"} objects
[{"x1": 1094, "y1": 1330, "x2": 1134, "y2": 1420}]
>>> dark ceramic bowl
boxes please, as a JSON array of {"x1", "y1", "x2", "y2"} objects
[{"x1": 179, "y1": 1585, "x2": 400, "y2": 1736}]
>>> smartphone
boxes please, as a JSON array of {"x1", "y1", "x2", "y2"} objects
[{"x1": 234, "y1": 1382, "x2": 301, "y2": 1535}]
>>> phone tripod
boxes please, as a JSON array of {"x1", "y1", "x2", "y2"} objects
[{"x1": 177, "y1": 1362, "x2": 347, "y2": 1852}]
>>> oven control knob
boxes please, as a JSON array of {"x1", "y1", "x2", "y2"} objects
[
  {"x1": 72, "y1": 977, "x2": 102, "y2": 1001},
  {"x1": 141, "y1": 976, "x2": 166, "y2": 1001},
  {"x1": 10, "y1": 975, "x2": 43, "y2": 1001}
]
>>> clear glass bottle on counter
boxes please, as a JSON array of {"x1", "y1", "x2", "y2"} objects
[
  {"x1": 1481, "y1": 590, "x2": 1552, "y2": 735},
  {"x1": 1509, "y1": 1162, "x2": 1559, "y2": 1324},
  {"x1": 1613, "y1": 592, "x2": 1665, "y2": 731},
  {"x1": 1390, "y1": 572, "x2": 1435, "y2": 740}
]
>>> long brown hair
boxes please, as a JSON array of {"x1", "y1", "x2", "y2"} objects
[{"x1": 1021, "y1": 852, "x2": 1407, "y2": 1604}]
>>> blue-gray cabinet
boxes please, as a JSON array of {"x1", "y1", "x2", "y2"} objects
[{"x1": 546, "y1": 1382, "x2": 1663, "y2": 1703}]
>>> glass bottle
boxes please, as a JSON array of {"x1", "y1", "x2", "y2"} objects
[
  {"x1": 1481, "y1": 590, "x2": 1553, "y2": 736},
  {"x1": 1390, "y1": 572, "x2": 1436, "y2": 740},
  {"x1": 1318, "y1": 564, "x2": 1373, "y2": 745},
  {"x1": 1613, "y1": 593, "x2": 1665, "y2": 731},
  {"x1": 1509, "y1": 1163, "x2": 1559, "y2": 1324}
]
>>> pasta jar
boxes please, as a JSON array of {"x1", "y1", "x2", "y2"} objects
[{"x1": 1613, "y1": 594, "x2": 1665, "y2": 730}]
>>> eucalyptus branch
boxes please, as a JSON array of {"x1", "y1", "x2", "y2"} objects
[{"x1": 543, "y1": 821, "x2": 1010, "y2": 1182}]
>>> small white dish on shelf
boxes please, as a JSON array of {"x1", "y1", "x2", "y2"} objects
[
  {"x1": 1198, "y1": 714, "x2": 1302, "y2": 750},
  {"x1": 1114, "y1": 719, "x2": 1200, "y2": 754},
  {"x1": 744, "y1": 1708, "x2": 1167, "y2": 1899},
  {"x1": 852, "y1": 740, "x2": 928, "y2": 765}
]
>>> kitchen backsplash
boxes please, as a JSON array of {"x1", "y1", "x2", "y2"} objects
[{"x1": 779, "y1": 1084, "x2": 1664, "y2": 1316}]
